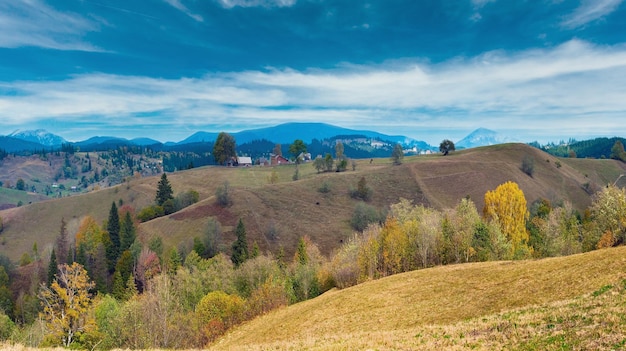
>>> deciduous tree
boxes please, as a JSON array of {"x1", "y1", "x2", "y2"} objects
[
  {"x1": 483, "y1": 181, "x2": 531, "y2": 258},
  {"x1": 38, "y1": 262, "x2": 95, "y2": 347},
  {"x1": 391, "y1": 143, "x2": 404, "y2": 165},
  {"x1": 213, "y1": 132, "x2": 236, "y2": 165},
  {"x1": 439, "y1": 139, "x2": 455, "y2": 156}
]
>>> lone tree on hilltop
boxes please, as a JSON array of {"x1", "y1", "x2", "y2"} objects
[
  {"x1": 155, "y1": 173, "x2": 173, "y2": 206},
  {"x1": 439, "y1": 139, "x2": 455, "y2": 156},
  {"x1": 213, "y1": 132, "x2": 237, "y2": 165}
]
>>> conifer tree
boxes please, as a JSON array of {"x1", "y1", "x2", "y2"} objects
[
  {"x1": 231, "y1": 218, "x2": 249, "y2": 267},
  {"x1": 47, "y1": 249, "x2": 58, "y2": 286},
  {"x1": 155, "y1": 173, "x2": 173, "y2": 206},
  {"x1": 55, "y1": 218, "x2": 69, "y2": 265},
  {"x1": 106, "y1": 202, "x2": 120, "y2": 263},
  {"x1": 119, "y1": 212, "x2": 136, "y2": 252}
]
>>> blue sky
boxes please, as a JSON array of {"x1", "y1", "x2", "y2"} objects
[{"x1": 1, "y1": 0, "x2": 625, "y2": 145}]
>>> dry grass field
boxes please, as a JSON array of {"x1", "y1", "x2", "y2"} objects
[
  {"x1": 213, "y1": 246, "x2": 626, "y2": 350},
  {"x1": 1, "y1": 144, "x2": 625, "y2": 261}
]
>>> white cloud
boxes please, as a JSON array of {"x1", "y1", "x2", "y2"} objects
[
  {"x1": 0, "y1": 0, "x2": 99, "y2": 51},
  {"x1": 1, "y1": 39, "x2": 625, "y2": 143},
  {"x1": 216, "y1": 0, "x2": 297, "y2": 9},
  {"x1": 163, "y1": 0, "x2": 204, "y2": 22},
  {"x1": 561, "y1": 0, "x2": 623, "y2": 29}
]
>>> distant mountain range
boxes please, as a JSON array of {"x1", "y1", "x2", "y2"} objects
[{"x1": 1, "y1": 123, "x2": 518, "y2": 153}]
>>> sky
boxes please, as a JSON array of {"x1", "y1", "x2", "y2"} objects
[{"x1": 1, "y1": 0, "x2": 625, "y2": 145}]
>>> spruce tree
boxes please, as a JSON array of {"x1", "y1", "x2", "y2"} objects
[
  {"x1": 231, "y1": 218, "x2": 249, "y2": 267},
  {"x1": 107, "y1": 202, "x2": 121, "y2": 263},
  {"x1": 120, "y1": 211, "x2": 136, "y2": 252},
  {"x1": 55, "y1": 218, "x2": 69, "y2": 265},
  {"x1": 155, "y1": 173, "x2": 174, "y2": 206},
  {"x1": 47, "y1": 249, "x2": 58, "y2": 286}
]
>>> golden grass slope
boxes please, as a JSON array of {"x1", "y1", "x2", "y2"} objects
[{"x1": 213, "y1": 246, "x2": 626, "y2": 350}]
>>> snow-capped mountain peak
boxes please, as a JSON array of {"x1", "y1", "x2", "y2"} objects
[
  {"x1": 8, "y1": 129, "x2": 67, "y2": 147},
  {"x1": 456, "y1": 128, "x2": 519, "y2": 149}
]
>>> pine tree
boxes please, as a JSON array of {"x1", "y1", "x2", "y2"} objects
[
  {"x1": 231, "y1": 218, "x2": 249, "y2": 267},
  {"x1": 295, "y1": 237, "x2": 308, "y2": 265},
  {"x1": 155, "y1": 173, "x2": 173, "y2": 206},
  {"x1": 119, "y1": 211, "x2": 136, "y2": 252},
  {"x1": 55, "y1": 218, "x2": 69, "y2": 265},
  {"x1": 47, "y1": 249, "x2": 58, "y2": 286},
  {"x1": 106, "y1": 202, "x2": 121, "y2": 264}
]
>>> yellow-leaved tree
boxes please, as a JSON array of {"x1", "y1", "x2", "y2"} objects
[
  {"x1": 38, "y1": 262, "x2": 96, "y2": 347},
  {"x1": 483, "y1": 181, "x2": 532, "y2": 258}
]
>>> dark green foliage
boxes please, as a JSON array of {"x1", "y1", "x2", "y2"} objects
[
  {"x1": 216, "y1": 181, "x2": 232, "y2": 207},
  {"x1": 439, "y1": 139, "x2": 455, "y2": 156},
  {"x1": 162, "y1": 198, "x2": 176, "y2": 215},
  {"x1": 350, "y1": 202, "x2": 385, "y2": 232},
  {"x1": 295, "y1": 237, "x2": 308, "y2": 265},
  {"x1": 155, "y1": 173, "x2": 174, "y2": 206},
  {"x1": 289, "y1": 139, "x2": 307, "y2": 163},
  {"x1": 47, "y1": 249, "x2": 58, "y2": 286},
  {"x1": 193, "y1": 237, "x2": 207, "y2": 257},
  {"x1": 391, "y1": 143, "x2": 404, "y2": 165},
  {"x1": 115, "y1": 250, "x2": 134, "y2": 289},
  {"x1": 336, "y1": 157, "x2": 348, "y2": 172},
  {"x1": 324, "y1": 153, "x2": 334, "y2": 172},
  {"x1": 120, "y1": 212, "x2": 136, "y2": 252},
  {"x1": 137, "y1": 205, "x2": 165, "y2": 222},
  {"x1": 611, "y1": 140, "x2": 626, "y2": 162},
  {"x1": 350, "y1": 176, "x2": 372, "y2": 201},
  {"x1": 55, "y1": 218, "x2": 69, "y2": 265},
  {"x1": 472, "y1": 222, "x2": 492, "y2": 262},
  {"x1": 521, "y1": 155, "x2": 535, "y2": 177},
  {"x1": 538, "y1": 137, "x2": 626, "y2": 159},
  {"x1": 213, "y1": 132, "x2": 237, "y2": 165},
  {"x1": 107, "y1": 202, "x2": 121, "y2": 263},
  {"x1": 16, "y1": 178, "x2": 25, "y2": 191},
  {"x1": 148, "y1": 236, "x2": 164, "y2": 258},
  {"x1": 231, "y1": 219, "x2": 249, "y2": 267},
  {"x1": 0, "y1": 267, "x2": 13, "y2": 320}
]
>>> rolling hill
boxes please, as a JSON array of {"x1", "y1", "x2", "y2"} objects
[
  {"x1": 0, "y1": 143, "x2": 624, "y2": 262},
  {"x1": 213, "y1": 246, "x2": 626, "y2": 350}
]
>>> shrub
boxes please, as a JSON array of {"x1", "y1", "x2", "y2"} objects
[
  {"x1": 137, "y1": 205, "x2": 164, "y2": 222},
  {"x1": 349, "y1": 176, "x2": 372, "y2": 201},
  {"x1": 351, "y1": 202, "x2": 384, "y2": 232},
  {"x1": 195, "y1": 291, "x2": 245, "y2": 332},
  {"x1": 216, "y1": 181, "x2": 232, "y2": 207},
  {"x1": 521, "y1": 155, "x2": 534, "y2": 177},
  {"x1": 318, "y1": 181, "x2": 331, "y2": 194}
]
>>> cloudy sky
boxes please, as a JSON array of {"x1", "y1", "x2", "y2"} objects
[{"x1": 1, "y1": 0, "x2": 625, "y2": 144}]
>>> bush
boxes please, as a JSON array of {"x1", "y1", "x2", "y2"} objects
[
  {"x1": 521, "y1": 155, "x2": 534, "y2": 177},
  {"x1": 0, "y1": 312, "x2": 15, "y2": 341},
  {"x1": 195, "y1": 291, "x2": 245, "y2": 334},
  {"x1": 318, "y1": 181, "x2": 331, "y2": 194},
  {"x1": 216, "y1": 181, "x2": 232, "y2": 207},
  {"x1": 137, "y1": 205, "x2": 165, "y2": 222},
  {"x1": 349, "y1": 176, "x2": 372, "y2": 201},
  {"x1": 350, "y1": 202, "x2": 384, "y2": 232}
]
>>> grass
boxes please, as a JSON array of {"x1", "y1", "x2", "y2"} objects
[
  {"x1": 2, "y1": 143, "x2": 625, "y2": 261},
  {"x1": 213, "y1": 246, "x2": 626, "y2": 350}
]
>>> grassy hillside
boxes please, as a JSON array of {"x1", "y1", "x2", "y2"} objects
[
  {"x1": 214, "y1": 246, "x2": 626, "y2": 350},
  {"x1": 1, "y1": 144, "x2": 624, "y2": 261}
]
